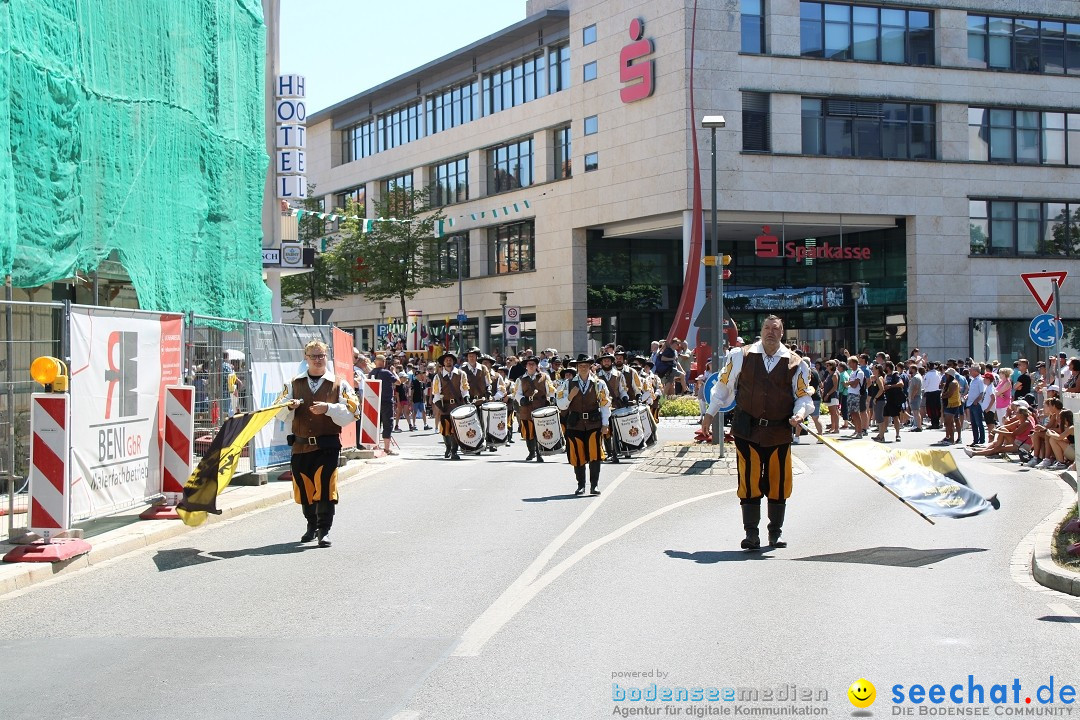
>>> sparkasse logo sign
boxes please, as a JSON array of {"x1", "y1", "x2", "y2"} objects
[{"x1": 754, "y1": 226, "x2": 871, "y2": 264}]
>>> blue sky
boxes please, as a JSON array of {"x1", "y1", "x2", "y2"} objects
[{"x1": 280, "y1": 1, "x2": 528, "y2": 113}]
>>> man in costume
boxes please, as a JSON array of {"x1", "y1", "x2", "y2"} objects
[
  {"x1": 556, "y1": 354, "x2": 612, "y2": 495},
  {"x1": 597, "y1": 352, "x2": 629, "y2": 463},
  {"x1": 514, "y1": 356, "x2": 556, "y2": 462},
  {"x1": 494, "y1": 364, "x2": 516, "y2": 445},
  {"x1": 461, "y1": 347, "x2": 492, "y2": 404},
  {"x1": 431, "y1": 350, "x2": 471, "y2": 460},
  {"x1": 281, "y1": 340, "x2": 360, "y2": 548},
  {"x1": 701, "y1": 315, "x2": 814, "y2": 550}
]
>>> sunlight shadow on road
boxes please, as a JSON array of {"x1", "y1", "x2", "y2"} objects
[
  {"x1": 664, "y1": 550, "x2": 776, "y2": 563},
  {"x1": 1037, "y1": 615, "x2": 1080, "y2": 624},
  {"x1": 794, "y1": 546, "x2": 986, "y2": 568},
  {"x1": 152, "y1": 543, "x2": 316, "y2": 571},
  {"x1": 522, "y1": 494, "x2": 589, "y2": 502}
]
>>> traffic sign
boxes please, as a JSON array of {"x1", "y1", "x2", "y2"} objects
[
  {"x1": 505, "y1": 323, "x2": 520, "y2": 341},
  {"x1": 456, "y1": 313, "x2": 468, "y2": 324},
  {"x1": 377, "y1": 323, "x2": 388, "y2": 337},
  {"x1": 1029, "y1": 314, "x2": 1064, "y2": 348},
  {"x1": 504, "y1": 305, "x2": 521, "y2": 322},
  {"x1": 1021, "y1": 271, "x2": 1067, "y2": 313},
  {"x1": 703, "y1": 369, "x2": 736, "y2": 413}
]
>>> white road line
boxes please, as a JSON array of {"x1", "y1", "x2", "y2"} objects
[{"x1": 452, "y1": 474, "x2": 735, "y2": 657}]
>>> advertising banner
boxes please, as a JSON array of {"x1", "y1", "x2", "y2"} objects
[
  {"x1": 248, "y1": 322, "x2": 331, "y2": 469},
  {"x1": 332, "y1": 326, "x2": 357, "y2": 449},
  {"x1": 69, "y1": 307, "x2": 184, "y2": 520}
]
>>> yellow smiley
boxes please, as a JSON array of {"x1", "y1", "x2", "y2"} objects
[{"x1": 848, "y1": 678, "x2": 876, "y2": 709}]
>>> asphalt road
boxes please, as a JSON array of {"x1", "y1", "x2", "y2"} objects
[{"x1": 1, "y1": 420, "x2": 1077, "y2": 720}]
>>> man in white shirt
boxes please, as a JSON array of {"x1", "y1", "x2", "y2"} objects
[
  {"x1": 922, "y1": 363, "x2": 943, "y2": 429},
  {"x1": 964, "y1": 365, "x2": 988, "y2": 446}
]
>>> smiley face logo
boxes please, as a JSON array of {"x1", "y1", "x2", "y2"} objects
[{"x1": 848, "y1": 678, "x2": 876, "y2": 709}]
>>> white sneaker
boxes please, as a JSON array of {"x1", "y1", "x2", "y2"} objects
[
  {"x1": 1024, "y1": 457, "x2": 1040, "y2": 467},
  {"x1": 792, "y1": 436, "x2": 801, "y2": 444},
  {"x1": 1037, "y1": 458, "x2": 1054, "y2": 469},
  {"x1": 1052, "y1": 462, "x2": 1071, "y2": 471}
]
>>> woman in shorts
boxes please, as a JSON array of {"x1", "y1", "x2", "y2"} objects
[{"x1": 1044, "y1": 409, "x2": 1075, "y2": 471}]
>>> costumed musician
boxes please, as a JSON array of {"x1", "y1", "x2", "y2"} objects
[
  {"x1": 597, "y1": 352, "x2": 630, "y2": 462},
  {"x1": 514, "y1": 356, "x2": 556, "y2": 462},
  {"x1": 556, "y1": 354, "x2": 612, "y2": 495},
  {"x1": 432, "y1": 350, "x2": 471, "y2": 460}
]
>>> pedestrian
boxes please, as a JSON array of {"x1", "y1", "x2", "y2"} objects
[
  {"x1": 844, "y1": 356, "x2": 866, "y2": 438},
  {"x1": 412, "y1": 367, "x2": 430, "y2": 430},
  {"x1": 514, "y1": 356, "x2": 555, "y2": 462},
  {"x1": 906, "y1": 364, "x2": 923, "y2": 432},
  {"x1": 700, "y1": 315, "x2": 815, "y2": 550},
  {"x1": 868, "y1": 363, "x2": 886, "y2": 440},
  {"x1": 923, "y1": 362, "x2": 942, "y2": 429},
  {"x1": 369, "y1": 355, "x2": 399, "y2": 455},
  {"x1": 876, "y1": 361, "x2": 904, "y2": 443},
  {"x1": 993, "y1": 367, "x2": 1013, "y2": 423},
  {"x1": 596, "y1": 352, "x2": 629, "y2": 463},
  {"x1": 555, "y1": 354, "x2": 612, "y2": 495},
  {"x1": 281, "y1": 340, "x2": 360, "y2": 548},
  {"x1": 937, "y1": 368, "x2": 963, "y2": 445},
  {"x1": 432, "y1": 351, "x2": 471, "y2": 460},
  {"x1": 822, "y1": 359, "x2": 841, "y2": 433},
  {"x1": 964, "y1": 365, "x2": 988, "y2": 447}
]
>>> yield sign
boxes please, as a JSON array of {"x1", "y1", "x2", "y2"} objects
[{"x1": 1021, "y1": 271, "x2": 1067, "y2": 313}]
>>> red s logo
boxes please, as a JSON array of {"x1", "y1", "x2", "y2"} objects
[
  {"x1": 755, "y1": 226, "x2": 779, "y2": 258},
  {"x1": 620, "y1": 18, "x2": 654, "y2": 103}
]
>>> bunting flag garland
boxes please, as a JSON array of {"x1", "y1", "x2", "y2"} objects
[{"x1": 287, "y1": 199, "x2": 533, "y2": 239}]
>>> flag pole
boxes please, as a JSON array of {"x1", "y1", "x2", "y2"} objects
[{"x1": 800, "y1": 424, "x2": 935, "y2": 525}]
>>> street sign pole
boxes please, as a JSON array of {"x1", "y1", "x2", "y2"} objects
[{"x1": 1053, "y1": 278, "x2": 1061, "y2": 381}]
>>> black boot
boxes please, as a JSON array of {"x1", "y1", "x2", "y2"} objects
[
  {"x1": 443, "y1": 436, "x2": 452, "y2": 459},
  {"x1": 300, "y1": 511, "x2": 317, "y2": 543},
  {"x1": 536, "y1": 445, "x2": 545, "y2": 463},
  {"x1": 525, "y1": 439, "x2": 536, "y2": 462},
  {"x1": 574, "y1": 466, "x2": 586, "y2": 496},
  {"x1": 451, "y1": 438, "x2": 461, "y2": 461},
  {"x1": 589, "y1": 461, "x2": 601, "y2": 495},
  {"x1": 740, "y1": 502, "x2": 761, "y2": 550},
  {"x1": 767, "y1": 502, "x2": 787, "y2": 548},
  {"x1": 605, "y1": 437, "x2": 620, "y2": 464}
]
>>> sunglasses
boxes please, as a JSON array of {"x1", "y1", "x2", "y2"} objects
[{"x1": 307, "y1": 354, "x2": 327, "y2": 360}]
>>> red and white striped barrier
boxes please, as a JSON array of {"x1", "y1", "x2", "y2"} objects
[
  {"x1": 4, "y1": 393, "x2": 91, "y2": 563},
  {"x1": 141, "y1": 385, "x2": 194, "y2": 520},
  {"x1": 359, "y1": 379, "x2": 382, "y2": 448}
]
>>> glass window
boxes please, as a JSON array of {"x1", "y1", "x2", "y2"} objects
[
  {"x1": 583, "y1": 24, "x2": 597, "y2": 46},
  {"x1": 483, "y1": 51, "x2": 548, "y2": 116},
  {"x1": 487, "y1": 138, "x2": 534, "y2": 194},
  {"x1": 968, "y1": 107, "x2": 989, "y2": 161},
  {"x1": 1045, "y1": 203, "x2": 1070, "y2": 255},
  {"x1": 341, "y1": 120, "x2": 376, "y2": 163},
  {"x1": 882, "y1": 103, "x2": 909, "y2": 159},
  {"x1": 800, "y1": 2, "x2": 824, "y2": 57},
  {"x1": 583, "y1": 61, "x2": 597, "y2": 82},
  {"x1": 969, "y1": 200, "x2": 988, "y2": 254},
  {"x1": 801, "y1": 98, "x2": 824, "y2": 155},
  {"x1": 804, "y1": 98, "x2": 933, "y2": 160},
  {"x1": 335, "y1": 186, "x2": 366, "y2": 214},
  {"x1": 824, "y1": 4, "x2": 852, "y2": 60},
  {"x1": 741, "y1": 0, "x2": 765, "y2": 54},
  {"x1": 742, "y1": 91, "x2": 771, "y2": 152},
  {"x1": 584, "y1": 115, "x2": 598, "y2": 135},
  {"x1": 879, "y1": 8, "x2": 906, "y2": 63},
  {"x1": 380, "y1": 173, "x2": 414, "y2": 215},
  {"x1": 1043, "y1": 112, "x2": 1066, "y2": 164},
  {"x1": 1017, "y1": 202, "x2": 1042, "y2": 254},
  {"x1": 549, "y1": 43, "x2": 571, "y2": 94},
  {"x1": 1013, "y1": 18, "x2": 1041, "y2": 72},
  {"x1": 968, "y1": 15, "x2": 987, "y2": 67},
  {"x1": 430, "y1": 157, "x2": 469, "y2": 207},
  {"x1": 1016, "y1": 111, "x2": 1041, "y2": 164},
  {"x1": 584, "y1": 152, "x2": 599, "y2": 172},
  {"x1": 1068, "y1": 114, "x2": 1080, "y2": 166},
  {"x1": 489, "y1": 221, "x2": 535, "y2": 275},
  {"x1": 554, "y1": 125, "x2": 572, "y2": 180},
  {"x1": 1068, "y1": 24, "x2": 1080, "y2": 75},
  {"x1": 990, "y1": 201, "x2": 1015, "y2": 255},
  {"x1": 377, "y1": 101, "x2": 422, "y2": 152},
  {"x1": 988, "y1": 109, "x2": 1014, "y2": 162},
  {"x1": 988, "y1": 17, "x2": 1012, "y2": 69},
  {"x1": 427, "y1": 81, "x2": 477, "y2": 135},
  {"x1": 431, "y1": 234, "x2": 470, "y2": 280},
  {"x1": 852, "y1": 6, "x2": 878, "y2": 61},
  {"x1": 907, "y1": 10, "x2": 934, "y2": 65},
  {"x1": 1043, "y1": 21, "x2": 1066, "y2": 74},
  {"x1": 909, "y1": 104, "x2": 934, "y2": 159}
]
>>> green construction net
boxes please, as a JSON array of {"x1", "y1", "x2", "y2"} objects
[{"x1": 1, "y1": 0, "x2": 270, "y2": 320}]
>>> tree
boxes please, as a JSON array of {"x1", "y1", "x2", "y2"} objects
[
  {"x1": 328, "y1": 185, "x2": 450, "y2": 322},
  {"x1": 281, "y1": 188, "x2": 351, "y2": 319}
]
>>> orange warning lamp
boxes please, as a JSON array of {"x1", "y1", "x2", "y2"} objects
[{"x1": 30, "y1": 356, "x2": 69, "y2": 392}]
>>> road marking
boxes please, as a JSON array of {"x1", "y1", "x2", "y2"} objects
[{"x1": 452, "y1": 470, "x2": 735, "y2": 657}]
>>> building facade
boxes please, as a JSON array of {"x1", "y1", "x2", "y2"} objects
[{"x1": 305, "y1": 0, "x2": 1080, "y2": 363}]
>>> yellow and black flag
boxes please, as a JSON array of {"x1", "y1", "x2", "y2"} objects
[{"x1": 176, "y1": 405, "x2": 285, "y2": 527}]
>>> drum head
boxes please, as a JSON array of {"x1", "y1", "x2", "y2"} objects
[{"x1": 451, "y1": 404, "x2": 476, "y2": 419}]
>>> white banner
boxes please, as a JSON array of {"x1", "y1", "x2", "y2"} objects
[
  {"x1": 248, "y1": 323, "x2": 332, "y2": 469},
  {"x1": 69, "y1": 307, "x2": 184, "y2": 520}
]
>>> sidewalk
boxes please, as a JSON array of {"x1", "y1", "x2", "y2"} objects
[{"x1": 0, "y1": 456, "x2": 387, "y2": 597}]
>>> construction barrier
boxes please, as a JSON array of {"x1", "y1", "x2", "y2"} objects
[
  {"x1": 141, "y1": 385, "x2": 195, "y2": 520},
  {"x1": 360, "y1": 379, "x2": 382, "y2": 449}
]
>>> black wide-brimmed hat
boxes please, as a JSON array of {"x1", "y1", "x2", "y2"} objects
[
  {"x1": 437, "y1": 351, "x2": 457, "y2": 364},
  {"x1": 574, "y1": 353, "x2": 595, "y2": 365},
  {"x1": 466, "y1": 346, "x2": 482, "y2": 356},
  {"x1": 560, "y1": 368, "x2": 576, "y2": 379},
  {"x1": 480, "y1": 354, "x2": 495, "y2": 363},
  {"x1": 599, "y1": 352, "x2": 615, "y2": 362}
]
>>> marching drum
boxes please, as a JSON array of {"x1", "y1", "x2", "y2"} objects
[
  {"x1": 612, "y1": 405, "x2": 646, "y2": 454},
  {"x1": 637, "y1": 403, "x2": 657, "y2": 446},
  {"x1": 451, "y1": 404, "x2": 485, "y2": 454},
  {"x1": 481, "y1": 401, "x2": 508, "y2": 445},
  {"x1": 531, "y1": 405, "x2": 565, "y2": 455}
]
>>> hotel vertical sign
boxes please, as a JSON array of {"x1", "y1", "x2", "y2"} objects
[{"x1": 276, "y1": 74, "x2": 307, "y2": 199}]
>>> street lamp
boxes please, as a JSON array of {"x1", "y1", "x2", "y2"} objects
[
  {"x1": 850, "y1": 282, "x2": 868, "y2": 355},
  {"x1": 457, "y1": 235, "x2": 465, "y2": 357},
  {"x1": 702, "y1": 114, "x2": 726, "y2": 452}
]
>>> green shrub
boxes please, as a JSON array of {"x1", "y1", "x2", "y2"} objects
[{"x1": 659, "y1": 396, "x2": 702, "y2": 417}]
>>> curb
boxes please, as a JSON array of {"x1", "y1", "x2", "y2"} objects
[
  {"x1": 1031, "y1": 470, "x2": 1080, "y2": 596},
  {"x1": 0, "y1": 459, "x2": 377, "y2": 598}
]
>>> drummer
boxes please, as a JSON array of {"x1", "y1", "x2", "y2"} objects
[
  {"x1": 556, "y1": 354, "x2": 612, "y2": 496},
  {"x1": 615, "y1": 349, "x2": 645, "y2": 406},
  {"x1": 462, "y1": 347, "x2": 492, "y2": 404},
  {"x1": 480, "y1": 354, "x2": 503, "y2": 452},
  {"x1": 597, "y1": 352, "x2": 630, "y2": 463},
  {"x1": 514, "y1": 356, "x2": 556, "y2": 463},
  {"x1": 431, "y1": 351, "x2": 471, "y2": 461},
  {"x1": 637, "y1": 357, "x2": 662, "y2": 422},
  {"x1": 494, "y1": 364, "x2": 516, "y2": 446}
]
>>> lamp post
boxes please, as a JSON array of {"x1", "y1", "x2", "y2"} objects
[
  {"x1": 850, "y1": 282, "x2": 868, "y2": 355},
  {"x1": 702, "y1": 115, "x2": 726, "y2": 452},
  {"x1": 457, "y1": 235, "x2": 465, "y2": 357}
]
